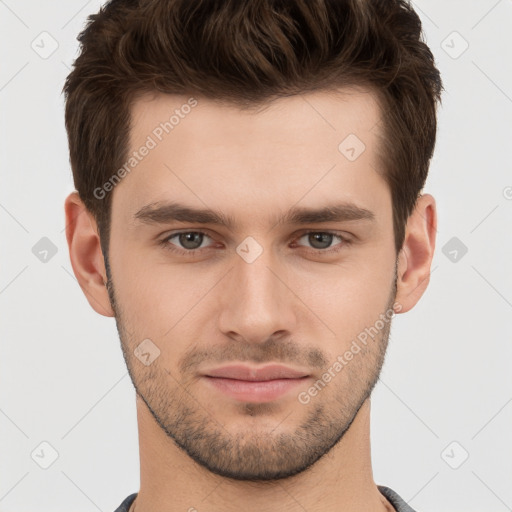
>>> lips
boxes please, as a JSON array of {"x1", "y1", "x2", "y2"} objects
[
  {"x1": 201, "y1": 364, "x2": 311, "y2": 402},
  {"x1": 203, "y1": 364, "x2": 309, "y2": 381}
]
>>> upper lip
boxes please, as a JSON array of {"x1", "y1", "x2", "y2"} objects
[{"x1": 203, "y1": 364, "x2": 310, "y2": 381}]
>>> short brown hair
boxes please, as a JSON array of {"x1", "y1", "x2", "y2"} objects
[{"x1": 63, "y1": 0, "x2": 443, "y2": 256}]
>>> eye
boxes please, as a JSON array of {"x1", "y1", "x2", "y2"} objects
[
  {"x1": 160, "y1": 231, "x2": 214, "y2": 254},
  {"x1": 292, "y1": 231, "x2": 351, "y2": 253}
]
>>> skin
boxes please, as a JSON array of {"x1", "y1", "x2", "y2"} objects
[{"x1": 65, "y1": 87, "x2": 436, "y2": 512}]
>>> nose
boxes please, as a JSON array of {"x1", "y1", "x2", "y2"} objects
[{"x1": 217, "y1": 247, "x2": 298, "y2": 345}]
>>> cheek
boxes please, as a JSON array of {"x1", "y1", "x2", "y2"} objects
[
  {"x1": 108, "y1": 240, "x2": 164, "y2": 339},
  {"x1": 109, "y1": 243, "x2": 219, "y2": 344},
  {"x1": 297, "y1": 253, "x2": 395, "y2": 345}
]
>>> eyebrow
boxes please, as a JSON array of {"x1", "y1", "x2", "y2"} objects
[{"x1": 133, "y1": 200, "x2": 376, "y2": 230}]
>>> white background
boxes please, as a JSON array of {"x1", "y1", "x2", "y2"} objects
[{"x1": 1, "y1": 1, "x2": 511, "y2": 511}]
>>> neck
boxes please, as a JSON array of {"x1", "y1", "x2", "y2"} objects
[{"x1": 131, "y1": 397, "x2": 395, "y2": 512}]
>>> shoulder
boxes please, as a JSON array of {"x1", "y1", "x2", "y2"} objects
[
  {"x1": 378, "y1": 485, "x2": 418, "y2": 512},
  {"x1": 113, "y1": 492, "x2": 138, "y2": 512}
]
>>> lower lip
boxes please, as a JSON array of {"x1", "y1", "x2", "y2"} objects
[{"x1": 202, "y1": 376, "x2": 309, "y2": 402}]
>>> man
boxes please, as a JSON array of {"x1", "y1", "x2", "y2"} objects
[{"x1": 63, "y1": 0, "x2": 442, "y2": 511}]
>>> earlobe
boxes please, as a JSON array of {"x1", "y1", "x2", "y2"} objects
[
  {"x1": 64, "y1": 191, "x2": 115, "y2": 317},
  {"x1": 394, "y1": 194, "x2": 437, "y2": 314}
]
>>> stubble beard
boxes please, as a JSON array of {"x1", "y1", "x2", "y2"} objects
[{"x1": 105, "y1": 253, "x2": 398, "y2": 481}]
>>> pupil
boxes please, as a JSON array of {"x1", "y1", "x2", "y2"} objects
[
  {"x1": 180, "y1": 232, "x2": 202, "y2": 249},
  {"x1": 310, "y1": 233, "x2": 332, "y2": 249}
]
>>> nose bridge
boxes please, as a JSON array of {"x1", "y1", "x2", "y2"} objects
[{"x1": 218, "y1": 243, "x2": 295, "y2": 342}]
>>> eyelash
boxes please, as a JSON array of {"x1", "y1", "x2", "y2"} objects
[{"x1": 158, "y1": 230, "x2": 352, "y2": 256}]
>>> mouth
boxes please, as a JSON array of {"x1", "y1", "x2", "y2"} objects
[{"x1": 201, "y1": 364, "x2": 311, "y2": 403}]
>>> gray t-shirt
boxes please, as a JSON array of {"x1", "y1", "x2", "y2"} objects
[{"x1": 113, "y1": 485, "x2": 416, "y2": 512}]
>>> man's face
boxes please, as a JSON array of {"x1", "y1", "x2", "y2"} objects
[{"x1": 106, "y1": 88, "x2": 399, "y2": 480}]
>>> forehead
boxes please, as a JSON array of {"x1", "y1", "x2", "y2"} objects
[
  {"x1": 113, "y1": 87, "x2": 389, "y2": 227},
  {"x1": 129, "y1": 87, "x2": 383, "y2": 150}
]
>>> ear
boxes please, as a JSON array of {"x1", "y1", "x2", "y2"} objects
[
  {"x1": 64, "y1": 191, "x2": 115, "y2": 317},
  {"x1": 394, "y1": 193, "x2": 437, "y2": 314}
]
